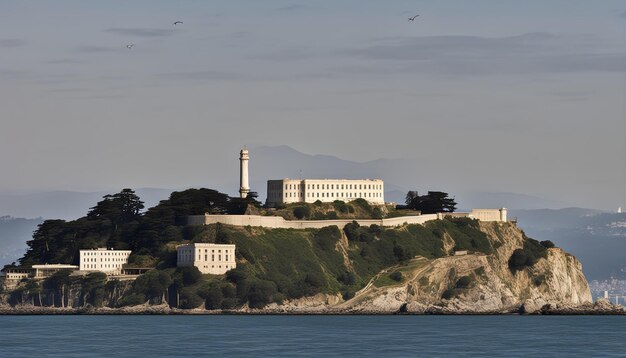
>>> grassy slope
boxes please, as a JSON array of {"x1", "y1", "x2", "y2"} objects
[{"x1": 181, "y1": 218, "x2": 495, "y2": 305}]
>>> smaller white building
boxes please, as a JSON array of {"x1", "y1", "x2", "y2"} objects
[
  {"x1": 79, "y1": 248, "x2": 131, "y2": 275},
  {"x1": 32, "y1": 264, "x2": 79, "y2": 278},
  {"x1": 177, "y1": 243, "x2": 236, "y2": 275}
]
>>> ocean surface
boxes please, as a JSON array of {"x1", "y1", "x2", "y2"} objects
[{"x1": 0, "y1": 315, "x2": 624, "y2": 357}]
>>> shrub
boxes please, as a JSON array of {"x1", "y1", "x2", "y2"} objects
[
  {"x1": 117, "y1": 293, "x2": 146, "y2": 307},
  {"x1": 372, "y1": 207, "x2": 383, "y2": 219},
  {"x1": 176, "y1": 266, "x2": 202, "y2": 286},
  {"x1": 315, "y1": 226, "x2": 341, "y2": 251},
  {"x1": 314, "y1": 200, "x2": 323, "y2": 206},
  {"x1": 247, "y1": 280, "x2": 278, "y2": 309},
  {"x1": 389, "y1": 271, "x2": 403, "y2": 282},
  {"x1": 455, "y1": 276, "x2": 472, "y2": 289},
  {"x1": 293, "y1": 206, "x2": 311, "y2": 219},
  {"x1": 179, "y1": 287, "x2": 204, "y2": 309},
  {"x1": 442, "y1": 289, "x2": 455, "y2": 300},
  {"x1": 198, "y1": 284, "x2": 223, "y2": 309},
  {"x1": 304, "y1": 272, "x2": 324, "y2": 288},
  {"x1": 338, "y1": 271, "x2": 357, "y2": 285},
  {"x1": 326, "y1": 211, "x2": 338, "y2": 220},
  {"x1": 342, "y1": 291, "x2": 355, "y2": 300},
  {"x1": 418, "y1": 277, "x2": 429, "y2": 286},
  {"x1": 333, "y1": 201, "x2": 349, "y2": 213},
  {"x1": 509, "y1": 239, "x2": 548, "y2": 271},
  {"x1": 221, "y1": 298, "x2": 237, "y2": 309},
  {"x1": 533, "y1": 275, "x2": 546, "y2": 286},
  {"x1": 343, "y1": 221, "x2": 361, "y2": 241},
  {"x1": 540, "y1": 240, "x2": 555, "y2": 249},
  {"x1": 508, "y1": 249, "x2": 528, "y2": 270},
  {"x1": 352, "y1": 198, "x2": 371, "y2": 212},
  {"x1": 226, "y1": 268, "x2": 248, "y2": 284},
  {"x1": 133, "y1": 270, "x2": 172, "y2": 300}
]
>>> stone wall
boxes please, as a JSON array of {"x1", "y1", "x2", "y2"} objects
[
  {"x1": 188, "y1": 214, "x2": 439, "y2": 229},
  {"x1": 187, "y1": 208, "x2": 507, "y2": 229}
]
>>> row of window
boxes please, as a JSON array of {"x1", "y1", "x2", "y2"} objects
[
  {"x1": 202, "y1": 265, "x2": 231, "y2": 269},
  {"x1": 83, "y1": 257, "x2": 126, "y2": 262},
  {"x1": 197, "y1": 254, "x2": 229, "y2": 261},
  {"x1": 83, "y1": 251, "x2": 128, "y2": 256},
  {"x1": 282, "y1": 192, "x2": 382, "y2": 199},
  {"x1": 83, "y1": 263, "x2": 122, "y2": 269},
  {"x1": 197, "y1": 249, "x2": 229, "y2": 254},
  {"x1": 285, "y1": 183, "x2": 382, "y2": 190}
]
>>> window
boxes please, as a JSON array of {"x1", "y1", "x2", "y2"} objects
[
  {"x1": 212, "y1": 255, "x2": 215, "y2": 261},
  {"x1": 219, "y1": 255, "x2": 221, "y2": 261}
]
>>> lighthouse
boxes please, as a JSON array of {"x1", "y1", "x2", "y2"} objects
[{"x1": 239, "y1": 148, "x2": 250, "y2": 198}]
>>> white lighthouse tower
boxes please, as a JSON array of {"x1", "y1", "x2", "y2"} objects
[{"x1": 239, "y1": 148, "x2": 250, "y2": 198}]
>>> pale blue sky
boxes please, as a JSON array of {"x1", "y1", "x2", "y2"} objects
[{"x1": 1, "y1": 0, "x2": 625, "y2": 209}]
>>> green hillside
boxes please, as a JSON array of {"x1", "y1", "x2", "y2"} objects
[{"x1": 5, "y1": 188, "x2": 506, "y2": 309}]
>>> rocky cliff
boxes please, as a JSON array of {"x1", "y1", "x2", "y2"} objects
[{"x1": 262, "y1": 222, "x2": 593, "y2": 314}]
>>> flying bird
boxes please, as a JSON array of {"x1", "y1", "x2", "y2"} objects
[
  {"x1": 408, "y1": 14, "x2": 420, "y2": 22},
  {"x1": 126, "y1": 44, "x2": 134, "y2": 49},
  {"x1": 173, "y1": 21, "x2": 183, "y2": 26}
]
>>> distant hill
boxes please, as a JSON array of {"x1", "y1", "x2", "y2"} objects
[
  {"x1": 0, "y1": 216, "x2": 44, "y2": 266},
  {"x1": 0, "y1": 146, "x2": 572, "y2": 221},
  {"x1": 512, "y1": 208, "x2": 626, "y2": 280},
  {"x1": 250, "y1": 145, "x2": 570, "y2": 210}
]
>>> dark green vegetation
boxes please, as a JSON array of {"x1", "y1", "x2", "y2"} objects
[
  {"x1": 16, "y1": 188, "x2": 259, "y2": 268},
  {"x1": 442, "y1": 275, "x2": 475, "y2": 300},
  {"x1": 9, "y1": 270, "x2": 115, "y2": 308},
  {"x1": 508, "y1": 236, "x2": 548, "y2": 272},
  {"x1": 6, "y1": 187, "x2": 539, "y2": 310},
  {"x1": 404, "y1": 191, "x2": 457, "y2": 214}
]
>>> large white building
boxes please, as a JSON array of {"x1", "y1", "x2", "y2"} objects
[
  {"x1": 266, "y1": 178, "x2": 385, "y2": 206},
  {"x1": 177, "y1": 243, "x2": 236, "y2": 275},
  {"x1": 79, "y1": 248, "x2": 131, "y2": 275}
]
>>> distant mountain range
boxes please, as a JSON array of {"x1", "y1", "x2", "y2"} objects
[
  {"x1": 511, "y1": 208, "x2": 626, "y2": 280},
  {"x1": 0, "y1": 216, "x2": 44, "y2": 267}
]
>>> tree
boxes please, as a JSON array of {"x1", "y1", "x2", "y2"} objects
[
  {"x1": 88, "y1": 188, "x2": 144, "y2": 225},
  {"x1": 405, "y1": 191, "x2": 457, "y2": 214},
  {"x1": 293, "y1": 206, "x2": 311, "y2": 219},
  {"x1": 508, "y1": 249, "x2": 528, "y2": 270},
  {"x1": 405, "y1": 191, "x2": 419, "y2": 206}
]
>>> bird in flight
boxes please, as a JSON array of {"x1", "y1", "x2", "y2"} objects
[
  {"x1": 408, "y1": 14, "x2": 420, "y2": 22},
  {"x1": 173, "y1": 21, "x2": 183, "y2": 26},
  {"x1": 126, "y1": 44, "x2": 135, "y2": 49}
]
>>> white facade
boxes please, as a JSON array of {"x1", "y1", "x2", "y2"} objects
[
  {"x1": 239, "y1": 148, "x2": 250, "y2": 198},
  {"x1": 266, "y1": 179, "x2": 385, "y2": 205},
  {"x1": 79, "y1": 248, "x2": 131, "y2": 275},
  {"x1": 177, "y1": 243, "x2": 236, "y2": 275},
  {"x1": 32, "y1": 264, "x2": 79, "y2": 278}
]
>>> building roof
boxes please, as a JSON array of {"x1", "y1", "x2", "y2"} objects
[{"x1": 31, "y1": 264, "x2": 79, "y2": 269}]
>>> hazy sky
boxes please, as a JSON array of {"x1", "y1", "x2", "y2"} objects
[{"x1": 1, "y1": 0, "x2": 625, "y2": 209}]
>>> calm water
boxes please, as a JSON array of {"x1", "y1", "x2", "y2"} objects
[{"x1": 0, "y1": 315, "x2": 624, "y2": 357}]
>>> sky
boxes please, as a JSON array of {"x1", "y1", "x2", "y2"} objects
[{"x1": 1, "y1": 0, "x2": 625, "y2": 210}]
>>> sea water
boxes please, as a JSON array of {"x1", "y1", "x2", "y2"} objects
[{"x1": 0, "y1": 315, "x2": 624, "y2": 357}]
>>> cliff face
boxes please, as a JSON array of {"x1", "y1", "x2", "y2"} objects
[{"x1": 271, "y1": 222, "x2": 592, "y2": 313}]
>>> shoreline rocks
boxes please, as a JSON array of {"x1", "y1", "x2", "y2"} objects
[{"x1": 1, "y1": 300, "x2": 624, "y2": 315}]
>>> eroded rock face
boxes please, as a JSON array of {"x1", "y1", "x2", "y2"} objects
[{"x1": 274, "y1": 222, "x2": 593, "y2": 314}]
